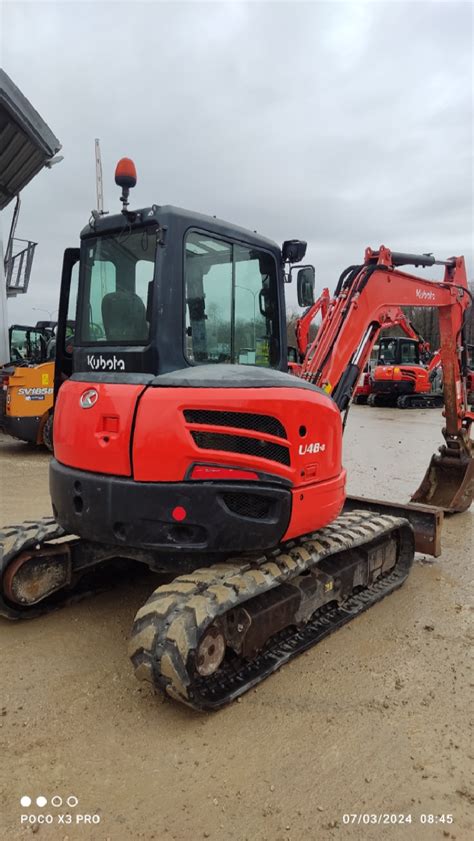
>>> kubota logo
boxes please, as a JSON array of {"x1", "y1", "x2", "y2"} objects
[
  {"x1": 80, "y1": 388, "x2": 99, "y2": 409},
  {"x1": 416, "y1": 288, "x2": 436, "y2": 301},
  {"x1": 86, "y1": 353, "x2": 125, "y2": 371}
]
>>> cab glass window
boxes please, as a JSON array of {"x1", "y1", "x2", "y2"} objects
[
  {"x1": 10, "y1": 328, "x2": 46, "y2": 363},
  {"x1": 400, "y1": 341, "x2": 419, "y2": 364},
  {"x1": 184, "y1": 231, "x2": 279, "y2": 366},
  {"x1": 79, "y1": 229, "x2": 156, "y2": 343},
  {"x1": 378, "y1": 339, "x2": 398, "y2": 364}
]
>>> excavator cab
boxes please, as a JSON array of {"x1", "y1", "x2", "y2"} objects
[
  {"x1": 51, "y1": 162, "x2": 346, "y2": 558},
  {"x1": 56, "y1": 209, "x2": 289, "y2": 381},
  {"x1": 378, "y1": 337, "x2": 420, "y2": 366},
  {"x1": 8, "y1": 324, "x2": 49, "y2": 365}
]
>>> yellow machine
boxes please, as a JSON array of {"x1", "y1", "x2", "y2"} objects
[
  {"x1": 1, "y1": 324, "x2": 55, "y2": 449},
  {"x1": 1, "y1": 361, "x2": 54, "y2": 448}
]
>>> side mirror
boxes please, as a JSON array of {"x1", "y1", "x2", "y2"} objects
[{"x1": 296, "y1": 266, "x2": 315, "y2": 307}]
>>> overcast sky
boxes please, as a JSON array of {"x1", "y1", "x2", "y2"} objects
[{"x1": 1, "y1": 0, "x2": 473, "y2": 324}]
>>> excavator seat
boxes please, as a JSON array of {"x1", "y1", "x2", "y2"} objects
[{"x1": 101, "y1": 290, "x2": 149, "y2": 343}]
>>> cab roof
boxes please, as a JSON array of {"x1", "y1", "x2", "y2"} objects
[{"x1": 80, "y1": 204, "x2": 280, "y2": 254}]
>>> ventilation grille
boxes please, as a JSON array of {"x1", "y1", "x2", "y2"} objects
[
  {"x1": 184, "y1": 409, "x2": 286, "y2": 439},
  {"x1": 222, "y1": 493, "x2": 274, "y2": 520},
  {"x1": 191, "y1": 431, "x2": 290, "y2": 466}
]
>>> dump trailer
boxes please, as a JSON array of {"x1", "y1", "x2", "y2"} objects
[{"x1": 0, "y1": 160, "x2": 472, "y2": 711}]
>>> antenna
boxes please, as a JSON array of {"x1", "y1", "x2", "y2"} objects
[
  {"x1": 94, "y1": 139, "x2": 108, "y2": 300},
  {"x1": 95, "y1": 138, "x2": 105, "y2": 214}
]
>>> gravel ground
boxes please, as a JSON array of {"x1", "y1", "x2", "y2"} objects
[{"x1": 0, "y1": 406, "x2": 472, "y2": 841}]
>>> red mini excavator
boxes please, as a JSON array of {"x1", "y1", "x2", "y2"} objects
[
  {"x1": 368, "y1": 317, "x2": 442, "y2": 409},
  {"x1": 0, "y1": 160, "x2": 472, "y2": 710},
  {"x1": 348, "y1": 309, "x2": 428, "y2": 405}
]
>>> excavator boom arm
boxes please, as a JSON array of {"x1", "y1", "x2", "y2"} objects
[
  {"x1": 302, "y1": 247, "x2": 470, "y2": 422},
  {"x1": 295, "y1": 287, "x2": 330, "y2": 357},
  {"x1": 300, "y1": 246, "x2": 473, "y2": 513}
]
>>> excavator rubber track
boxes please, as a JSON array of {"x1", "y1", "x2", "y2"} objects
[
  {"x1": 129, "y1": 510, "x2": 414, "y2": 710},
  {"x1": 396, "y1": 394, "x2": 444, "y2": 409},
  {"x1": 0, "y1": 517, "x2": 124, "y2": 619},
  {"x1": 0, "y1": 517, "x2": 66, "y2": 619}
]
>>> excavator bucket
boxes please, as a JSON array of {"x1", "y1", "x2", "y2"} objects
[{"x1": 411, "y1": 451, "x2": 474, "y2": 514}]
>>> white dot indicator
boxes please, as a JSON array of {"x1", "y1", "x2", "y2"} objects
[
  {"x1": 20, "y1": 796, "x2": 31, "y2": 807},
  {"x1": 36, "y1": 796, "x2": 47, "y2": 808}
]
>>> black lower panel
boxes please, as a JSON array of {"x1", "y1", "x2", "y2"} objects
[
  {"x1": 49, "y1": 460, "x2": 291, "y2": 553},
  {"x1": 0, "y1": 415, "x2": 40, "y2": 443},
  {"x1": 374, "y1": 380, "x2": 415, "y2": 396}
]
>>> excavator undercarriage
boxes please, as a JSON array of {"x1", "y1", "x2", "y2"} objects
[{"x1": 0, "y1": 510, "x2": 414, "y2": 710}]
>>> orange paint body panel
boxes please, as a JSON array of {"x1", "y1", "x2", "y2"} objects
[
  {"x1": 132, "y1": 384, "x2": 346, "y2": 535},
  {"x1": 283, "y1": 473, "x2": 346, "y2": 540},
  {"x1": 55, "y1": 380, "x2": 346, "y2": 538},
  {"x1": 54, "y1": 380, "x2": 146, "y2": 475},
  {"x1": 373, "y1": 365, "x2": 431, "y2": 393},
  {"x1": 133, "y1": 386, "x2": 342, "y2": 482}
]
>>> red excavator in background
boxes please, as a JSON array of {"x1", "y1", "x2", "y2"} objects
[
  {"x1": 367, "y1": 317, "x2": 443, "y2": 409},
  {"x1": 0, "y1": 159, "x2": 472, "y2": 710},
  {"x1": 295, "y1": 294, "x2": 442, "y2": 410},
  {"x1": 351, "y1": 309, "x2": 430, "y2": 405},
  {"x1": 298, "y1": 292, "x2": 454, "y2": 411}
]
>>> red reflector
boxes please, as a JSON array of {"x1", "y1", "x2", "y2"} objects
[
  {"x1": 190, "y1": 466, "x2": 259, "y2": 481},
  {"x1": 172, "y1": 506, "x2": 187, "y2": 522}
]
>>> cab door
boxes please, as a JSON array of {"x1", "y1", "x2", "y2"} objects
[{"x1": 54, "y1": 249, "x2": 79, "y2": 396}]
